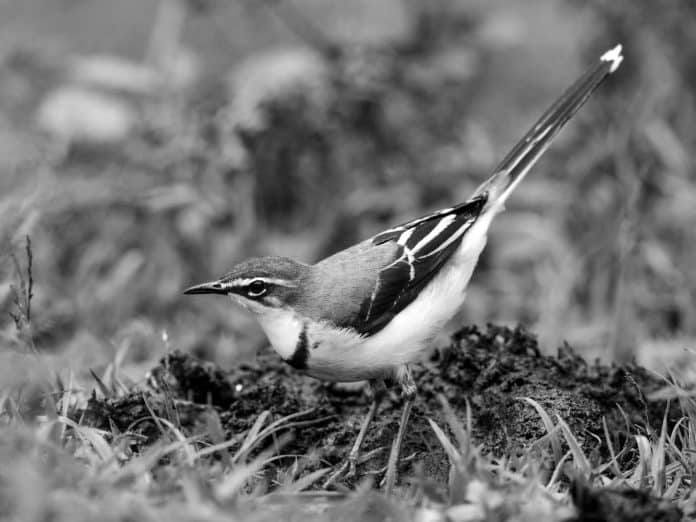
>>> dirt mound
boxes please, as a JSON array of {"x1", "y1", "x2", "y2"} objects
[{"x1": 81, "y1": 324, "x2": 679, "y2": 488}]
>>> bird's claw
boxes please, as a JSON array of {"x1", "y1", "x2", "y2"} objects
[
  {"x1": 378, "y1": 451, "x2": 417, "y2": 489},
  {"x1": 322, "y1": 455, "x2": 358, "y2": 489},
  {"x1": 322, "y1": 446, "x2": 389, "y2": 488},
  {"x1": 348, "y1": 458, "x2": 357, "y2": 478}
]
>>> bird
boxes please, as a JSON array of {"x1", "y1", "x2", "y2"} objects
[{"x1": 185, "y1": 44, "x2": 624, "y2": 492}]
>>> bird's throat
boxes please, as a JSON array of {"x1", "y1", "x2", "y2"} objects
[{"x1": 254, "y1": 309, "x2": 307, "y2": 366}]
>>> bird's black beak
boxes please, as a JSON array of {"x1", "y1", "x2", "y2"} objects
[{"x1": 183, "y1": 281, "x2": 227, "y2": 295}]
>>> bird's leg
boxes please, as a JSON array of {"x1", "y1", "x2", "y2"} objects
[
  {"x1": 323, "y1": 379, "x2": 386, "y2": 488},
  {"x1": 344, "y1": 380, "x2": 385, "y2": 476},
  {"x1": 383, "y1": 365, "x2": 416, "y2": 495}
]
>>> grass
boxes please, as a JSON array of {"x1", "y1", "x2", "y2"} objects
[
  {"x1": 4, "y1": 331, "x2": 695, "y2": 520},
  {"x1": 1, "y1": 248, "x2": 695, "y2": 520}
]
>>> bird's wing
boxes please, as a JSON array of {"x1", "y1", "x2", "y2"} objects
[
  {"x1": 303, "y1": 196, "x2": 486, "y2": 335},
  {"x1": 353, "y1": 195, "x2": 487, "y2": 335}
]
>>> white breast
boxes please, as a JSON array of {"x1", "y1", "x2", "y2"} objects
[{"x1": 255, "y1": 308, "x2": 305, "y2": 361}]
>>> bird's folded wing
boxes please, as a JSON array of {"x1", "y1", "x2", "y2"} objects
[
  {"x1": 356, "y1": 196, "x2": 486, "y2": 335},
  {"x1": 303, "y1": 196, "x2": 486, "y2": 336}
]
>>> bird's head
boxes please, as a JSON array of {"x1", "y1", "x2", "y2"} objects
[{"x1": 184, "y1": 256, "x2": 309, "y2": 314}]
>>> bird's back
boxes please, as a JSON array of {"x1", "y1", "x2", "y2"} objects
[{"x1": 296, "y1": 239, "x2": 399, "y2": 328}]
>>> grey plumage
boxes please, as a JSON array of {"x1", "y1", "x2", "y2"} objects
[
  {"x1": 220, "y1": 256, "x2": 309, "y2": 283},
  {"x1": 297, "y1": 239, "x2": 398, "y2": 330}
]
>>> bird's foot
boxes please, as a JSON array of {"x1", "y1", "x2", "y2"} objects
[
  {"x1": 322, "y1": 454, "x2": 358, "y2": 489},
  {"x1": 322, "y1": 446, "x2": 387, "y2": 489},
  {"x1": 377, "y1": 451, "x2": 418, "y2": 486},
  {"x1": 323, "y1": 381, "x2": 385, "y2": 489}
]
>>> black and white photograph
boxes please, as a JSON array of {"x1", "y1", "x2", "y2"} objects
[{"x1": 0, "y1": 1, "x2": 693, "y2": 520}]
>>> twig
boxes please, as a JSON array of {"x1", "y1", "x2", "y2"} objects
[
  {"x1": 254, "y1": 0, "x2": 338, "y2": 58},
  {"x1": 8, "y1": 236, "x2": 36, "y2": 353}
]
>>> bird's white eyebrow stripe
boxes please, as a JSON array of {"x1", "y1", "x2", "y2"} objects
[{"x1": 224, "y1": 277, "x2": 297, "y2": 288}]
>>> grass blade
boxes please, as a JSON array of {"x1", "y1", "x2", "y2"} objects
[
  {"x1": 520, "y1": 397, "x2": 562, "y2": 465},
  {"x1": 556, "y1": 415, "x2": 590, "y2": 475}
]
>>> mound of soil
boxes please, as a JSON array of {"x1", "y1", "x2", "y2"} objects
[{"x1": 81, "y1": 324, "x2": 679, "y2": 494}]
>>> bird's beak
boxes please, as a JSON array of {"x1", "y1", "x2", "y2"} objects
[{"x1": 183, "y1": 280, "x2": 227, "y2": 295}]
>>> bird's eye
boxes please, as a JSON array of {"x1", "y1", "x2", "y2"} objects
[{"x1": 247, "y1": 280, "x2": 267, "y2": 298}]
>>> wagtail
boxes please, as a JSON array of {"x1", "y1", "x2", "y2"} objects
[{"x1": 185, "y1": 45, "x2": 623, "y2": 492}]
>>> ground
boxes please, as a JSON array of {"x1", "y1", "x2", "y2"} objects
[{"x1": 79, "y1": 324, "x2": 684, "y2": 520}]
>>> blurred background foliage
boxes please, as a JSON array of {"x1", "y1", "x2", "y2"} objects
[{"x1": 0, "y1": 0, "x2": 694, "y2": 380}]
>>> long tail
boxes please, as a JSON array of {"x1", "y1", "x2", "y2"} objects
[{"x1": 476, "y1": 44, "x2": 624, "y2": 212}]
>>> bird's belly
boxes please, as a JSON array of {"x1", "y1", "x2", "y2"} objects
[{"x1": 302, "y1": 325, "x2": 402, "y2": 382}]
